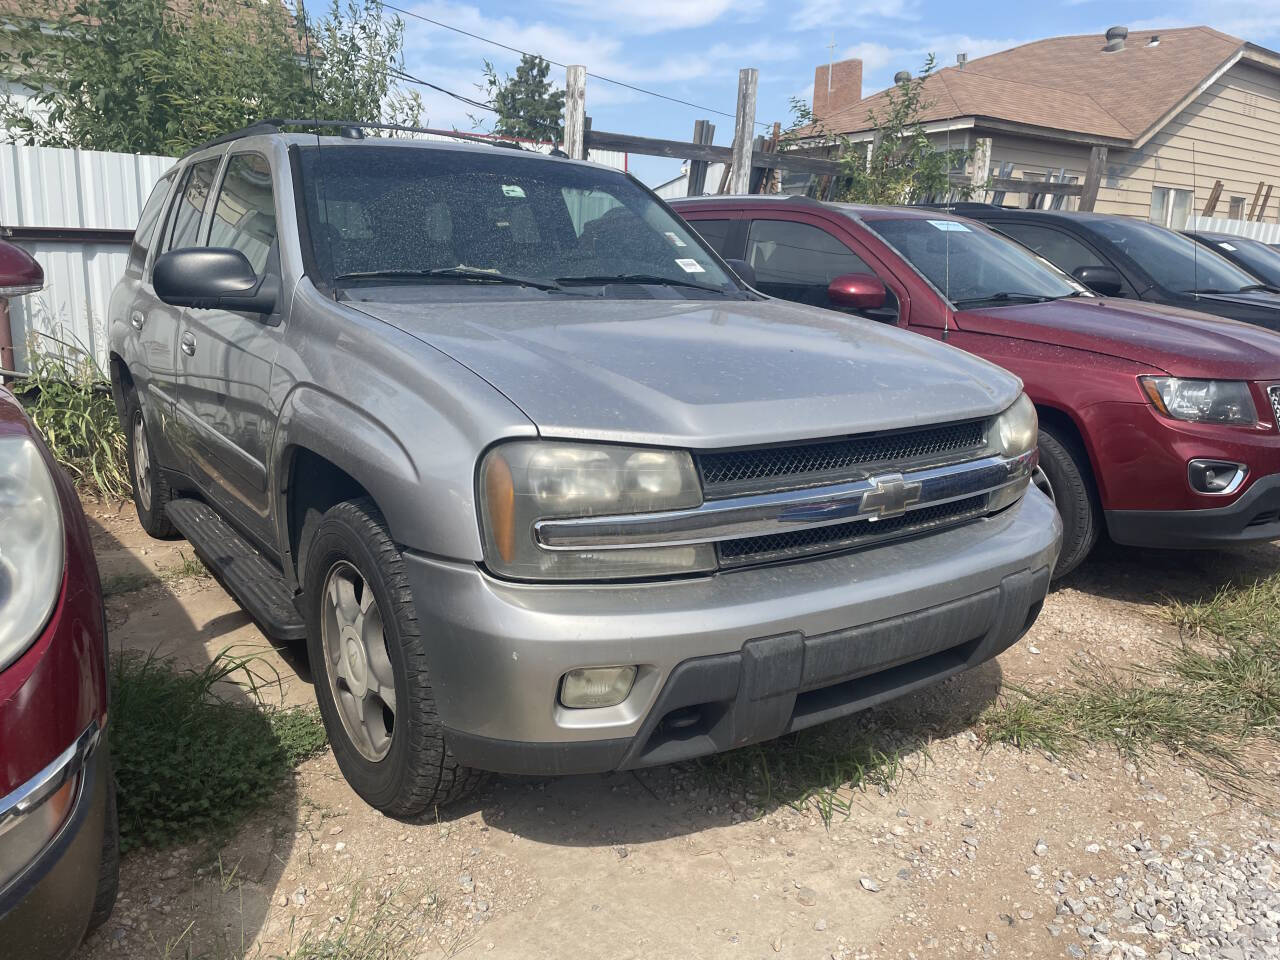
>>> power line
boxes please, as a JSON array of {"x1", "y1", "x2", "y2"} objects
[{"x1": 381, "y1": 1, "x2": 770, "y2": 129}]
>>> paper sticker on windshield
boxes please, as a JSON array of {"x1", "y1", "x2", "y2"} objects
[
  {"x1": 928, "y1": 220, "x2": 970, "y2": 232},
  {"x1": 675, "y1": 258, "x2": 706, "y2": 273},
  {"x1": 501, "y1": 184, "x2": 526, "y2": 198},
  {"x1": 1217, "y1": 241, "x2": 1237, "y2": 251},
  {"x1": 664, "y1": 231, "x2": 688, "y2": 247}
]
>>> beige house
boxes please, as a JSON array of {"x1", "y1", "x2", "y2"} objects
[{"x1": 807, "y1": 26, "x2": 1280, "y2": 226}]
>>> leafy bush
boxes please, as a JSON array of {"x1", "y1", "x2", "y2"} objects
[
  {"x1": 12, "y1": 334, "x2": 129, "y2": 500},
  {"x1": 110, "y1": 650, "x2": 326, "y2": 852}
]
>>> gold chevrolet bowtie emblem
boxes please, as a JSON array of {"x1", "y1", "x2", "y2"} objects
[{"x1": 860, "y1": 473, "x2": 923, "y2": 520}]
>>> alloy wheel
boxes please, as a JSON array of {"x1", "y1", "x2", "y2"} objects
[
  {"x1": 1032, "y1": 465, "x2": 1055, "y2": 503},
  {"x1": 132, "y1": 412, "x2": 152, "y2": 511},
  {"x1": 320, "y1": 561, "x2": 397, "y2": 762}
]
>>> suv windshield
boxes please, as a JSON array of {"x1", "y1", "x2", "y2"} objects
[
  {"x1": 868, "y1": 216, "x2": 1081, "y2": 307},
  {"x1": 296, "y1": 145, "x2": 739, "y2": 298},
  {"x1": 1089, "y1": 218, "x2": 1258, "y2": 294}
]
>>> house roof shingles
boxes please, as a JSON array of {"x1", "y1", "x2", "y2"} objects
[{"x1": 820, "y1": 26, "x2": 1249, "y2": 144}]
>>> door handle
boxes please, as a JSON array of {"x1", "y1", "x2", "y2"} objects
[
  {"x1": 130, "y1": 310, "x2": 145, "y2": 331},
  {"x1": 180, "y1": 332, "x2": 196, "y2": 357}
]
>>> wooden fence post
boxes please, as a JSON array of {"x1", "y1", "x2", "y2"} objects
[
  {"x1": 1079, "y1": 145, "x2": 1108, "y2": 211},
  {"x1": 1247, "y1": 181, "x2": 1266, "y2": 220},
  {"x1": 727, "y1": 68, "x2": 757, "y2": 195},
  {"x1": 687, "y1": 120, "x2": 716, "y2": 196},
  {"x1": 1201, "y1": 180, "x2": 1224, "y2": 217},
  {"x1": 565, "y1": 65, "x2": 587, "y2": 160},
  {"x1": 1256, "y1": 184, "x2": 1274, "y2": 221},
  {"x1": 970, "y1": 137, "x2": 992, "y2": 198}
]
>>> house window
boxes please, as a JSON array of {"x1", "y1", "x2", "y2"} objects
[
  {"x1": 1149, "y1": 186, "x2": 1193, "y2": 229},
  {"x1": 1228, "y1": 196, "x2": 1246, "y2": 220}
]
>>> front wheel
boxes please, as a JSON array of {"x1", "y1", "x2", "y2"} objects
[
  {"x1": 123, "y1": 389, "x2": 177, "y2": 538},
  {"x1": 303, "y1": 498, "x2": 484, "y2": 815},
  {"x1": 1037, "y1": 425, "x2": 1100, "y2": 579}
]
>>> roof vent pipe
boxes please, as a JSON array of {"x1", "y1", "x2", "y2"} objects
[
  {"x1": 1147, "y1": 34, "x2": 1160, "y2": 46},
  {"x1": 1103, "y1": 26, "x2": 1128, "y2": 52},
  {"x1": 893, "y1": 70, "x2": 912, "y2": 84},
  {"x1": 956, "y1": 52, "x2": 967, "y2": 68}
]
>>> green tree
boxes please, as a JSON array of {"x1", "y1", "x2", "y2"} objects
[
  {"x1": 786, "y1": 55, "x2": 974, "y2": 204},
  {"x1": 479, "y1": 54, "x2": 565, "y2": 142},
  {"x1": 0, "y1": 0, "x2": 421, "y2": 155}
]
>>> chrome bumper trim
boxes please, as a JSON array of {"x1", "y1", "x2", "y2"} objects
[
  {"x1": 0, "y1": 722, "x2": 100, "y2": 837},
  {"x1": 536, "y1": 450, "x2": 1035, "y2": 550}
]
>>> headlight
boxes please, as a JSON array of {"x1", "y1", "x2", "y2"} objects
[
  {"x1": 1140, "y1": 378, "x2": 1257, "y2": 424},
  {"x1": 992, "y1": 393, "x2": 1038, "y2": 458},
  {"x1": 479, "y1": 441, "x2": 715, "y2": 580},
  {"x1": 0, "y1": 436, "x2": 65, "y2": 670}
]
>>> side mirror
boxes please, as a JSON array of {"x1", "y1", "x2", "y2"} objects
[
  {"x1": 724, "y1": 258, "x2": 757, "y2": 288},
  {"x1": 0, "y1": 239, "x2": 43, "y2": 297},
  {"x1": 153, "y1": 248, "x2": 278, "y2": 314},
  {"x1": 1071, "y1": 264, "x2": 1124, "y2": 297},
  {"x1": 827, "y1": 273, "x2": 887, "y2": 311}
]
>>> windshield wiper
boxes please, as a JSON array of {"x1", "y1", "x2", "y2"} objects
[
  {"x1": 952, "y1": 292, "x2": 1053, "y2": 307},
  {"x1": 334, "y1": 267, "x2": 563, "y2": 291},
  {"x1": 555, "y1": 273, "x2": 729, "y2": 293},
  {"x1": 1238, "y1": 283, "x2": 1280, "y2": 294}
]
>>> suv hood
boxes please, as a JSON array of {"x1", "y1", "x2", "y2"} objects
[
  {"x1": 956, "y1": 297, "x2": 1280, "y2": 380},
  {"x1": 351, "y1": 297, "x2": 1019, "y2": 448}
]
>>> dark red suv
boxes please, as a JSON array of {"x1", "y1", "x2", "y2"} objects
[
  {"x1": 0, "y1": 241, "x2": 118, "y2": 957},
  {"x1": 672, "y1": 197, "x2": 1280, "y2": 576}
]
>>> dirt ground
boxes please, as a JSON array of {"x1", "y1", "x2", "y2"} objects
[{"x1": 77, "y1": 500, "x2": 1280, "y2": 960}]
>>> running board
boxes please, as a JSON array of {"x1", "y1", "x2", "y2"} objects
[{"x1": 165, "y1": 498, "x2": 307, "y2": 641}]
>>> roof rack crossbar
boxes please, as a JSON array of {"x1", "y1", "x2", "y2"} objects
[{"x1": 184, "y1": 119, "x2": 531, "y2": 157}]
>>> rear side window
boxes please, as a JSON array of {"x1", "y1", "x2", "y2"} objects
[
  {"x1": 747, "y1": 219, "x2": 873, "y2": 306},
  {"x1": 165, "y1": 158, "x2": 221, "y2": 252},
  {"x1": 207, "y1": 154, "x2": 278, "y2": 274},
  {"x1": 687, "y1": 219, "x2": 732, "y2": 255},
  {"x1": 129, "y1": 175, "x2": 173, "y2": 271}
]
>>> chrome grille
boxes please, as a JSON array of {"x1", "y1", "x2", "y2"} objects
[
  {"x1": 1269, "y1": 385, "x2": 1280, "y2": 425},
  {"x1": 697, "y1": 420, "x2": 986, "y2": 497},
  {"x1": 717, "y1": 495, "x2": 989, "y2": 569}
]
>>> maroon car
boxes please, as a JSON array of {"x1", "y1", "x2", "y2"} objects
[
  {"x1": 0, "y1": 241, "x2": 118, "y2": 956},
  {"x1": 672, "y1": 197, "x2": 1280, "y2": 576}
]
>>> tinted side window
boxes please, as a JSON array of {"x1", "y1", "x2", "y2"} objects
[
  {"x1": 747, "y1": 219, "x2": 874, "y2": 307},
  {"x1": 129, "y1": 175, "x2": 173, "y2": 271},
  {"x1": 995, "y1": 222, "x2": 1100, "y2": 277},
  {"x1": 207, "y1": 154, "x2": 278, "y2": 274},
  {"x1": 165, "y1": 158, "x2": 221, "y2": 252},
  {"x1": 688, "y1": 219, "x2": 732, "y2": 255}
]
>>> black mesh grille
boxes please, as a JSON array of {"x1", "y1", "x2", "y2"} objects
[
  {"x1": 698, "y1": 420, "x2": 986, "y2": 496},
  {"x1": 717, "y1": 495, "x2": 988, "y2": 568}
]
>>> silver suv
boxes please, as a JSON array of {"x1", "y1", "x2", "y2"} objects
[{"x1": 109, "y1": 122, "x2": 1060, "y2": 813}]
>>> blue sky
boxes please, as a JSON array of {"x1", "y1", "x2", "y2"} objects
[{"x1": 392, "y1": 0, "x2": 1280, "y2": 186}]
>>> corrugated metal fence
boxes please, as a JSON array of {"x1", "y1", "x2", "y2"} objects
[
  {"x1": 2, "y1": 144, "x2": 174, "y2": 372},
  {"x1": 2, "y1": 136, "x2": 627, "y2": 373},
  {"x1": 1187, "y1": 216, "x2": 1280, "y2": 245}
]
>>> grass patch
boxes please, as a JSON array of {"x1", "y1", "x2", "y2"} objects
[
  {"x1": 695, "y1": 722, "x2": 913, "y2": 826},
  {"x1": 110, "y1": 650, "x2": 327, "y2": 852},
  {"x1": 102, "y1": 552, "x2": 208, "y2": 597},
  {"x1": 11, "y1": 332, "x2": 129, "y2": 500},
  {"x1": 982, "y1": 573, "x2": 1280, "y2": 798}
]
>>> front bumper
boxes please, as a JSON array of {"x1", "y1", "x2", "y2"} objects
[
  {"x1": 405, "y1": 490, "x2": 1061, "y2": 775},
  {"x1": 1107, "y1": 473, "x2": 1280, "y2": 548},
  {"x1": 0, "y1": 727, "x2": 109, "y2": 960}
]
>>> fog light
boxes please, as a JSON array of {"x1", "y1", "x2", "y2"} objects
[
  {"x1": 1188, "y1": 459, "x2": 1247, "y2": 495},
  {"x1": 559, "y1": 666, "x2": 637, "y2": 709}
]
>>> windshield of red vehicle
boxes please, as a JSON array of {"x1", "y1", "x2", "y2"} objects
[
  {"x1": 1088, "y1": 219, "x2": 1258, "y2": 294},
  {"x1": 296, "y1": 144, "x2": 740, "y2": 298},
  {"x1": 868, "y1": 216, "x2": 1081, "y2": 307}
]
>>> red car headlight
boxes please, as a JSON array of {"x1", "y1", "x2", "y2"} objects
[{"x1": 0, "y1": 436, "x2": 65, "y2": 671}]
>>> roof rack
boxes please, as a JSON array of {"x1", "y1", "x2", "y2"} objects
[{"x1": 184, "y1": 118, "x2": 529, "y2": 158}]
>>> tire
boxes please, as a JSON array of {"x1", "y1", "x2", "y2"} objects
[
  {"x1": 303, "y1": 497, "x2": 485, "y2": 815},
  {"x1": 86, "y1": 774, "x2": 119, "y2": 935},
  {"x1": 1036, "y1": 424, "x2": 1100, "y2": 579},
  {"x1": 123, "y1": 387, "x2": 178, "y2": 538}
]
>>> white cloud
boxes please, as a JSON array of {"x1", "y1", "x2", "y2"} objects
[
  {"x1": 544, "y1": 0, "x2": 762, "y2": 35},
  {"x1": 788, "y1": 0, "x2": 919, "y2": 31}
]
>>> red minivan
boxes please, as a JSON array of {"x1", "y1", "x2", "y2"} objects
[
  {"x1": 672, "y1": 197, "x2": 1280, "y2": 576},
  {"x1": 0, "y1": 240, "x2": 118, "y2": 957}
]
